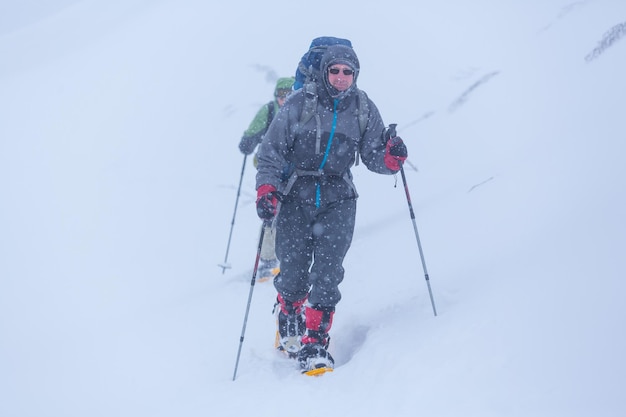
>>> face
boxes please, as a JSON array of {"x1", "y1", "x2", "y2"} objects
[
  {"x1": 327, "y1": 64, "x2": 354, "y2": 91},
  {"x1": 275, "y1": 89, "x2": 291, "y2": 107},
  {"x1": 276, "y1": 95, "x2": 288, "y2": 107}
]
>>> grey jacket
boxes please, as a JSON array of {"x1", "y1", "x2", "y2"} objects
[{"x1": 256, "y1": 44, "x2": 397, "y2": 207}]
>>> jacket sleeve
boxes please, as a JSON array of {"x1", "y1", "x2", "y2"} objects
[
  {"x1": 239, "y1": 103, "x2": 271, "y2": 154},
  {"x1": 359, "y1": 97, "x2": 398, "y2": 175},
  {"x1": 255, "y1": 93, "x2": 303, "y2": 191}
]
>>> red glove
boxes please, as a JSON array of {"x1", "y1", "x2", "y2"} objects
[
  {"x1": 384, "y1": 136, "x2": 408, "y2": 171},
  {"x1": 256, "y1": 184, "x2": 278, "y2": 220}
]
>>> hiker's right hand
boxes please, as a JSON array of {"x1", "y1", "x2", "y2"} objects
[
  {"x1": 238, "y1": 139, "x2": 255, "y2": 155},
  {"x1": 256, "y1": 184, "x2": 278, "y2": 220}
]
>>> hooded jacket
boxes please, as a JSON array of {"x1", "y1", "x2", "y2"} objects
[{"x1": 256, "y1": 44, "x2": 397, "y2": 207}]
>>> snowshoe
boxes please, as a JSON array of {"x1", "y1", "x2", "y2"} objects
[
  {"x1": 298, "y1": 342, "x2": 334, "y2": 375},
  {"x1": 273, "y1": 295, "x2": 306, "y2": 357}
]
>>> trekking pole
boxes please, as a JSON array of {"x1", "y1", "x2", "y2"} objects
[
  {"x1": 219, "y1": 154, "x2": 247, "y2": 274},
  {"x1": 389, "y1": 123, "x2": 438, "y2": 317},
  {"x1": 232, "y1": 220, "x2": 269, "y2": 381}
]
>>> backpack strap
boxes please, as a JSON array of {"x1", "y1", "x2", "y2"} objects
[
  {"x1": 299, "y1": 84, "x2": 369, "y2": 164},
  {"x1": 356, "y1": 89, "x2": 369, "y2": 137},
  {"x1": 300, "y1": 82, "x2": 323, "y2": 154},
  {"x1": 300, "y1": 82, "x2": 317, "y2": 125},
  {"x1": 281, "y1": 168, "x2": 358, "y2": 202},
  {"x1": 266, "y1": 100, "x2": 276, "y2": 128},
  {"x1": 354, "y1": 89, "x2": 369, "y2": 166}
]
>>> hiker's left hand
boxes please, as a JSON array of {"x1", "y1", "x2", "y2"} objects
[{"x1": 384, "y1": 137, "x2": 407, "y2": 170}]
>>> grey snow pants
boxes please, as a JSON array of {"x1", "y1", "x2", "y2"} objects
[{"x1": 274, "y1": 198, "x2": 356, "y2": 308}]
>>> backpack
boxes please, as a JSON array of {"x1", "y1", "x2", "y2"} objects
[
  {"x1": 294, "y1": 36, "x2": 353, "y2": 90},
  {"x1": 295, "y1": 37, "x2": 370, "y2": 164}
]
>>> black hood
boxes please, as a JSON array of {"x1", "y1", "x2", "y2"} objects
[{"x1": 320, "y1": 44, "x2": 360, "y2": 99}]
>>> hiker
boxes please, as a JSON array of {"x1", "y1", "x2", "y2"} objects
[
  {"x1": 255, "y1": 43, "x2": 408, "y2": 372},
  {"x1": 239, "y1": 76, "x2": 295, "y2": 282}
]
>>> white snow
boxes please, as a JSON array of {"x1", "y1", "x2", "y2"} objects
[{"x1": 1, "y1": 1, "x2": 625, "y2": 416}]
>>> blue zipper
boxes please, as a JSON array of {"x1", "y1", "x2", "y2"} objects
[{"x1": 315, "y1": 99, "x2": 339, "y2": 208}]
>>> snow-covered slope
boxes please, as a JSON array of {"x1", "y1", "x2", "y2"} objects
[{"x1": 1, "y1": 1, "x2": 625, "y2": 416}]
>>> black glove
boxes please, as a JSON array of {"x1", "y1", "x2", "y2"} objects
[
  {"x1": 238, "y1": 137, "x2": 256, "y2": 155},
  {"x1": 388, "y1": 137, "x2": 407, "y2": 158},
  {"x1": 383, "y1": 123, "x2": 407, "y2": 170},
  {"x1": 384, "y1": 136, "x2": 407, "y2": 170},
  {"x1": 256, "y1": 184, "x2": 278, "y2": 220}
]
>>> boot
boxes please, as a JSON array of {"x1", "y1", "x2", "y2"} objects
[
  {"x1": 298, "y1": 305, "x2": 335, "y2": 372},
  {"x1": 274, "y1": 294, "x2": 306, "y2": 357}
]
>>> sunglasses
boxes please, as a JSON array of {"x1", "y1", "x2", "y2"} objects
[{"x1": 328, "y1": 68, "x2": 354, "y2": 76}]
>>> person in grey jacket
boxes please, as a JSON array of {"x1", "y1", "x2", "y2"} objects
[{"x1": 255, "y1": 43, "x2": 408, "y2": 372}]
